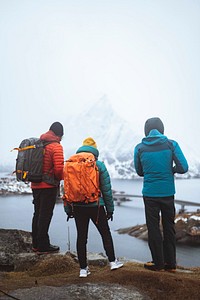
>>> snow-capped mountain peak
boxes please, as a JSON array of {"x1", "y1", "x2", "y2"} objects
[
  {"x1": 63, "y1": 96, "x2": 141, "y2": 178},
  {"x1": 63, "y1": 96, "x2": 199, "y2": 179}
]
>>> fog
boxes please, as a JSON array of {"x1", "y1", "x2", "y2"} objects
[{"x1": 1, "y1": 0, "x2": 200, "y2": 166}]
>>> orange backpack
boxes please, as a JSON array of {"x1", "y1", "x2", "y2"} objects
[{"x1": 63, "y1": 152, "x2": 100, "y2": 205}]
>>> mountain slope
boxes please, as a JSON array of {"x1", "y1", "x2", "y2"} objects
[
  {"x1": 63, "y1": 96, "x2": 141, "y2": 178},
  {"x1": 63, "y1": 96, "x2": 199, "y2": 179}
]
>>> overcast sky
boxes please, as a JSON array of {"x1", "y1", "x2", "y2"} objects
[{"x1": 0, "y1": 0, "x2": 200, "y2": 164}]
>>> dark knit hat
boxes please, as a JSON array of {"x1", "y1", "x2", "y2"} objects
[
  {"x1": 49, "y1": 122, "x2": 64, "y2": 137},
  {"x1": 144, "y1": 117, "x2": 164, "y2": 136}
]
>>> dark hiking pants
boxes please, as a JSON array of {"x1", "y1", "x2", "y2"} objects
[
  {"x1": 74, "y1": 206, "x2": 116, "y2": 269},
  {"x1": 32, "y1": 188, "x2": 57, "y2": 250},
  {"x1": 143, "y1": 196, "x2": 176, "y2": 268}
]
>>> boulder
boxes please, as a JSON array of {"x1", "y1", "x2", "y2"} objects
[
  {"x1": 0, "y1": 229, "x2": 109, "y2": 272},
  {"x1": 0, "y1": 229, "x2": 33, "y2": 271}
]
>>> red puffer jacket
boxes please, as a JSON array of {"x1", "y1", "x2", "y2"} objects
[{"x1": 31, "y1": 130, "x2": 64, "y2": 189}]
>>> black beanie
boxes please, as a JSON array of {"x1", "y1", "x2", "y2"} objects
[
  {"x1": 144, "y1": 117, "x2": 164, "y2": 136},
  {"x1": 49, "y1": 122, "x2": 64, "y2": 137}
]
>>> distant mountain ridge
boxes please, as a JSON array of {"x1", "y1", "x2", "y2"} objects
[
  {"x1": 63, "y1": 96, "x2": 200, "y2": 179},
  {"x1": 1, "y1": 96, "x2": 199, "y2": 179}
]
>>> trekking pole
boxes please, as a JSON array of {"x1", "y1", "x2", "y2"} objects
[{"x1": 67, "y1": 226, "x2": 71, "y2": 252}]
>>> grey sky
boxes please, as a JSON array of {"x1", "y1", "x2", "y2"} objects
[{"x1": 0, "y1": 0, "x2": 200, "y2": 164}]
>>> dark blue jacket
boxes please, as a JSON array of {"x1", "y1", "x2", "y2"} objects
[
  {"x1": 134, "y1": 129, "x2": 188, "y2": 197},
  {"x1": 64, "y1": 145, "x2": 114, "y2": 213}
]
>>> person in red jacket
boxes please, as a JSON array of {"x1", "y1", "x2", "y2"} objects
[{"x1": 31, "y1": 122, "x2": 64, "y2": 254}]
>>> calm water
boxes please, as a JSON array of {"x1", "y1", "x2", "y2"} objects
[{"x1": 0, "y1": 179, "x2": 200, "y2": 267}]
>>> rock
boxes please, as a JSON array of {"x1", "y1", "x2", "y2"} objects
[
  {"x1": 0, "y1": 229, "x2": 32, "y2": 253},
  {"x1": 117, "y1": 213, "x2": 200, "y2": 245},
  {"x1": 0, "y1": 229, "x2": 110, "y2": 272},
  {"x1": 87, "y1": 252, "x2": 108, "y2": 266},
  {"x1": 0, "y1": 283, "x2": 149, "y2": 300},
  {"x1": 68, "y1": 251, "x2": 108, "y2": 266},
  {"x1": 0, "y1": 228, "x2": 33, "y2": 271}
]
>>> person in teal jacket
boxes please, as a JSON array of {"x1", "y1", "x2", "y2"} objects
[
  {"x1": 64, "y1": 137, "x2": 123, "y2": 277},
  {"x1": 134, "y1": 117, "x2": 188, "y2": 272}
]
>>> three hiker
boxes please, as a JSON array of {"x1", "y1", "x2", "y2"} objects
[
  {"x1": 134, "y1": 117, "x2": 188, "y2": 272},
  {"x1": 17, "y1": 119, "x2": 189, "y2": 275}
]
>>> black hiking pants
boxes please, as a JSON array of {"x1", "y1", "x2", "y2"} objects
[
  {"x1": 32, "y1": 188, "x2": 57, "y2": 250},
  {"x1": 143, "y1": 196, "x2": 176, "y2": 268},
  {"x1": 74, "y1": 206, "x2": 116, "y2": 269}
]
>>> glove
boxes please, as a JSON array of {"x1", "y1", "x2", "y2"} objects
[
  {"x1": 67, "y1": 213, "x2": 74, "y2": 222},
  {"x1": 106, "y1": 212, "x2": 113, "y2": 221},
  {"x1": 65, "y1": 203, "x2": 74, "y2": 221}
]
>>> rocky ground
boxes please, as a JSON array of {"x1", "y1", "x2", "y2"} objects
[
  {"x1": 0, "y1": 229, "x2": 200, "y2": 300},
  {"x1": 0, "y1": 255, "x2": 200, "y2": 300}
]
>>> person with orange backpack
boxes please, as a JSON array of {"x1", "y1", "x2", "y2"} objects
[{"x1": 63, "y1": 137, "x2": 123, "y2": 277}]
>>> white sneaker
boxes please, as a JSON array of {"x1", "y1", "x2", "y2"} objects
[
  {"x1": 110, "y1": 259, "x2": 123, "y2": 270},
  {"x1": 79, "y1": 267, "x2": 91, "y2": 278}
]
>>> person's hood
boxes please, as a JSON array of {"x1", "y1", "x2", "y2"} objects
[
  {"x1": 40, "y1": 130, "x2": 61, "y2": 142},
  {"x1": 142, "y1": 129, "x2": 168, "y2": 146},
  {"x1": 76, "y1": 145, "x2": 99, "y2": 158},
  {"x1": 144, "y1": 117, "x2": 164, "y2": 136}
]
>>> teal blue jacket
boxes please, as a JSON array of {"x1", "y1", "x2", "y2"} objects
[
  {"x1": 134, "y1": 129, "x2": 188, "y2": 197},
  {"x1": 64, "y1": 145, "x2": 114, "y2": 214}
]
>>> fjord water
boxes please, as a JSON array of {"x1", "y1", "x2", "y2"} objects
[{"x1": 0, "y1": 179, "x2": 199, "y2": 267}]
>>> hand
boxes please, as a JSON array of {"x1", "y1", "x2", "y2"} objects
[
  {"x1": 106, "y1": 212, "x2": 113, "y2": 221},
  {"x1": 67, "y1": 213, "x2": 74, "y2": 222}
]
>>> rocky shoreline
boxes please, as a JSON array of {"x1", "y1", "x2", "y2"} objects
[
  {"x1": 0, "y1": 175, "x2": 32, "y2": 195},
  {"x1": 117, "y1": 212, "x2": 200, "y2": 245}
]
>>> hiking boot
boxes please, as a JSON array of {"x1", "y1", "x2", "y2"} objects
[
  {"x1": 32, "y1": 247, "x2": 38, "y2": 252},
  {"x1": 37, "y1": 244, "x2": 60, "y2": 255},
  {"x1": 165, "y1": 264, "x2": 176, "y2": 273},
  {"x1": 110, "y1": 259, "x2": 123, "y2": 270},
  {"x1": 144, "y1": 261, "x2": 154, "y2": 267},
  {"x1": 79, "y1": 267, "x2": 91, "y2": 278},
  {"x1": 144, "y1": 261, "x2": 164, "y2": 271}
]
